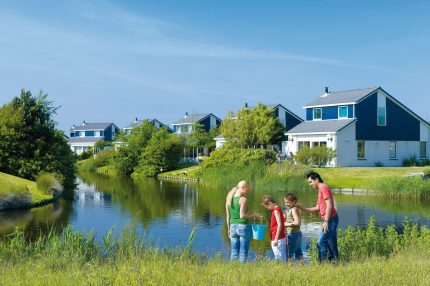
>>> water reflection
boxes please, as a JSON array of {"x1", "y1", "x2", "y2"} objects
[{"x1": 2, "y1": 171, "x2": 430, "y2": 259}]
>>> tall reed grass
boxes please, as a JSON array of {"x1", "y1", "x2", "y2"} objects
[
  {"x1": 1, "y1": 219, "x2": 430, "y2": 285},
  {"x1": 368, "y1": 176, "x2": 430, "y2": 200}
]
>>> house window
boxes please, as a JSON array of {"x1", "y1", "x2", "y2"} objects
[
  {"x1": 75, "y1": 131, "x2": 80, "y2": 137},
  {"x1": 357, "y1": 140, "x2": 365, "y2": 159},
  {"x1": 389, "y1": 141, "x2": 397, "y2": 159},
  {"x1": 312, "y1": 142, "x2": 319, "y2": 148},
  {"x1": 420, "y1": 142, "x2": 427, "y2": 159},
  {"x1": 377, "y1": 107, "x2": 386, "y2": 126},
  {"x1": 377, "y1": 93, "x2": 387, "y2": 126},
  {"x1": 85, "y1": 131, "x2": 95, "y2": 137},
  {"x1": 100, "y1": 131, "x2": 104, "y2": 137},
  {"x1": 313, "y1": 108, "x2": 322, "y2": 120},
  {"x1": 298, "y1": 141, "x2": 310, "y2": 150},
  {"x1": 339, "y1": 106, "x2": 348, "y2": 118}
]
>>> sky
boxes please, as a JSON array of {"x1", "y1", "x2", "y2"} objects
[{"x1": 1, "y1": 0, "x2": 429, "y2": 132}]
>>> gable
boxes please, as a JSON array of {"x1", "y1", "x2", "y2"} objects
[{"x1": 355, "y1": 92, "x2": 420, "y2": 141}]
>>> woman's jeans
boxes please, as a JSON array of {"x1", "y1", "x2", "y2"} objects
[
  {"x1": 287, "y1": 231, "x2": 303, "y2": 260},
  {"x1": 229, "y1": 224, "x2": 252, "y2": 263},
  {"x1": 317, "y1": 214, "x2": 339, "y2": 261}
]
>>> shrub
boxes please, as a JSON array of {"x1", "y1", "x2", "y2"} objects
[
  {"x1": 135, "y1": 129, "x2": 184, "y2": 177},
  {"x1": 93, "y1": 149, "x2": 116, "y2": 168},
  {"x1": 77, "y1": 148, "x2": 93, "y2": 161},
  {"x1": 295, "y1": 146, "x2": 335, "y2": 166},
  {"x1": 423, "y1": 167, "x2": 430, "y2": 177},
  {"x1": 200, "y1": 146, "x2": 276, "y2": 170},
  {"x1": 374, "y1": 161, "x2": 384, "y2": 167},
  {"x1": 78, "y1": 159, "x2": 97, "y2": 172},
  {"x1": 402, "y1": 154, "x2": 419, "y2": 167},
  {"x1": 36, "y1": 172, "x2": 59, "y2": 194}
]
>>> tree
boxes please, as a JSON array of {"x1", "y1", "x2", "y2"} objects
[
  {"x1": 137, "y1": 128, "x2": 184, "y2": 176},
  {"x1": 185, "y1": 124, "x2": 219, "y2": 157},
  {"x1": 113, "y1": 120, "x2": 157, "y2": 175},
  {"x1": 0, "y1": 90, "x2": 76, "y2": 186},
  {"x1": 220, "y1": 103, "x2": 285, "y2": 147}
]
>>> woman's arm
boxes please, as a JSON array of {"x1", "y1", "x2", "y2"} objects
[
  {"x1": 239, "y1": 197, "x2": 259, "y2": 219},
  {"x1": 225, "y1": 202, "x2": 231, "y2": 231}
]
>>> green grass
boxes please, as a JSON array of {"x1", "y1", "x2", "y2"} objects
[
  {"x1": 316, "y1": 167, "x2": 425, "y2": 189},
  {"x1": 158, "y1": 165, "x2": 201, "y2": 179},
  {"x1": 0, "y1": 172, "x2": 51, "y2": 204},
  {"x1": 1, "y1": 219, "x2": 430, "y2": 285}
]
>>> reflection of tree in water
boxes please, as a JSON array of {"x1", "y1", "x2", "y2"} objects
[
  {"x1": 0, "y1": 198, "x2": 74, "y2": 241},
  {"x1": 79, "y1": 172, "x2": 184, "y2": 227}
]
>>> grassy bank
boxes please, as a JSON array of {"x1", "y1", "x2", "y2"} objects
[
  {"x1": 1, "y1": 219, "x2": 430, "y2": 285},
  {"x1": 316, "y1": 167, "x2": 425, "y2": 189},
  {"x1": 0, "y1": 172, "x2": 52, "y2": 209}
]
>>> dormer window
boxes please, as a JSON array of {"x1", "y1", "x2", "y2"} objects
[
  {"x1": 313, "y1": 108, "x2": 322, "y2": 120},
  {"x1": 339, "y1": 106, "x2": 348, "y2": 119}
]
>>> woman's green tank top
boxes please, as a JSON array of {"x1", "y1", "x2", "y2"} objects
[
  {"x1": 229, "y1": 196, "x2": 248, "y2": 224},
  {"x1": 286, "y1": 207, "x2": 301, "y2": 232}
]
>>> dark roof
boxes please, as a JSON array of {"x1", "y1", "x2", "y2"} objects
[
  {"x1": 286, "y1": 119, "x2": 356, "y2": 134},
  {"x1": 173, "y1": 113, "x2": 221, "y2": 125},
  {"x1": 70, "y1": 123, "x2": 113, "y2": 131},
  {"x1": 304, "y1": 87, "x2": 379, "y2": 107},
  {"x1": 68, "y1": 137, "x2": 103, "y2": 143},
  {"x1": 124, "y1": 119, "x2": 158, "y2": 129}
]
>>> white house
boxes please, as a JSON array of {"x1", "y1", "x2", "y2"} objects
[
  {"x1": 68, "y1": 121, "x2": 119, "y2": 155},
  {"x1": 286, "y1": 87, "x2": 430, "y2": 166}
]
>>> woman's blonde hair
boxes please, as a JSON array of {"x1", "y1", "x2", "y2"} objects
[{"x1": 226, "y1": 180, "x2": 251, "y2": 207}]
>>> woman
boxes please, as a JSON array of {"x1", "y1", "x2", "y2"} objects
[{"x1": 225, "y1": 180, "x2": 260, "y2": 262}]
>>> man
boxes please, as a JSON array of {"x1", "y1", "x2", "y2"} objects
[{"x1": 298, "y1": 172, "x2": 339, "y2": 261}]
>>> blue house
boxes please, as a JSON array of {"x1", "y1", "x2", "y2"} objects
[
  {"x1": 214, "y1": 103, "x2": 303, "y2": 150},
  {"x1": 172, "y1": 113, "x2": 222, "y2": 134},
  {"x1": 123, "y1": 118, "x2": 171, "y2": 135},
  {"x1": 286, "y1": 87, "x2": 430, "y2": 166},
  {"x1": 68, "y1": 121, "x2": 120, "y2": 155}
]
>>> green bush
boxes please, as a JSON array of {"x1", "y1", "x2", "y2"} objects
[
  {"x1": 0, "y1": 184, "x2": 30, "y2": 198},
  {"x1": 374, "y1": 161, "x2": 384, "y2": 167},
  {"x1": 295, "y1": 146, "x2": 335, "y2": 166},
  {"x1": 135, "y1": 129, "x2": 184, "y2": 177},
  {"x1": 36, "y1": 172, "x2": 59, "y2": 194},
  {"x1": 200, "y1": 146, "x2": 275, "y2": 170},
  {"x1": 402, "y1": 154, "x2": 419, "y2": 167},
  {"x1": 77, "y1": 148, "x2": 93, "y2": 161},
  {"x1": 78, "y1": 159, "x2": 97, "y2": 172},
  {"x1": 93, "y1": 149, "x2": 116, "y2": 168}
]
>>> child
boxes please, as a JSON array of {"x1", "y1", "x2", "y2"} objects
[
  {"x1": 261, "y1": 195, "x2": 287, "y2": 262},
  {"x1": 284, "y1": 193, "x2": 303, "y2": 261}
]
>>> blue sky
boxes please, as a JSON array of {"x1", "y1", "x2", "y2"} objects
[{"x1": 1, "y1": 0, "x2": 429, "y2": 131}]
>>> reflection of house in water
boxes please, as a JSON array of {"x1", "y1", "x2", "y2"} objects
[{"x1": 74, "y1": 178, "x2": 112, "y2": 207}]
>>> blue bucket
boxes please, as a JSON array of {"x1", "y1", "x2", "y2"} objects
[{"x1": 252, "y1": 224, "x2": 267, "y2": 240}]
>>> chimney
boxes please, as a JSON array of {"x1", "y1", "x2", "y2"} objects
[
  {"x1": 245, "y1": 102, "x2": 248, "y2": 108},
  {"x1": 134, "y1": 117, "x2": 138, "y2": 123},
  {"x1": 184, "y1": 112, "x2": 189, "y2": 118},
  {"x1": 325, "y1": 87, "x2": 329, "y2": 94},
  {"x1": 82, "y1": 120, "x2": 86, "y2": 126}
]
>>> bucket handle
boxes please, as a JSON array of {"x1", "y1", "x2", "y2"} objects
[{"x1": 253, "y1": 215, "x2": 267, "y2": 224}]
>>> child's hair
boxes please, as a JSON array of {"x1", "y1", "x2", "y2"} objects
[
  {"x1": 285, "y1": 192, "x2": 298, "y2": 202},
  {"x1": 261, "y1": 195, "x2": 276, "y2": 205}
]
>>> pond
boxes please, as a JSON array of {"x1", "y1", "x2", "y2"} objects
[{"x1": 1, "y1": 171, "x2": 430, "y2": 260}]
